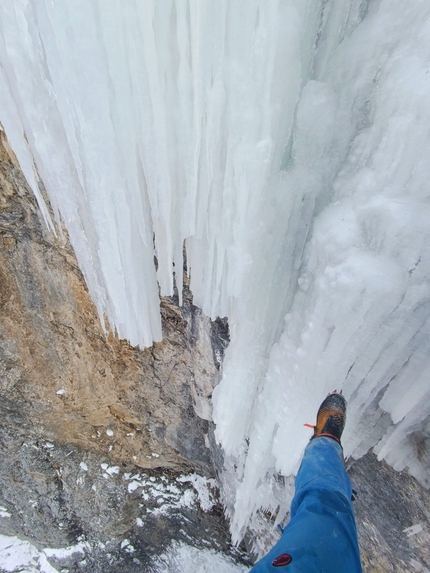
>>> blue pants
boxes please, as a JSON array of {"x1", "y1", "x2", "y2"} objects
[{"x1": 250, "y1": 437, "x2": 362, "y2": 572}]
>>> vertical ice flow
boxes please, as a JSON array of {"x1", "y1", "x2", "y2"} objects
[{"x1": 0, "y1": 0, "x2": 429, "y2": 546}]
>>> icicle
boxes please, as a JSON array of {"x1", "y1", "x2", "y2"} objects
[{"x1": 1, "y1": 0, "x2": 430, "y2": 549}]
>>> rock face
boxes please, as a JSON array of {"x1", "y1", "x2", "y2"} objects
[
  {"x1": 350, "y1": 453, "x2": 430, "y2": 572},
  {"x1": 0, "y1": 427, "x2": 249, "y2": 572},
  {"x1": 0, "y1": 127, "x2": 248, "y2": 570},
  {"x1": 0, "y1": 127, "x2": 429, "y2": 572},
  {"x1": 0, "y1": 125, "x2": 222, "y2": 477}
]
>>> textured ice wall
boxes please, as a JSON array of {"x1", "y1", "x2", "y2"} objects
[{"x1": 1, "y1": 0, "x2": 430, "y2": 544}]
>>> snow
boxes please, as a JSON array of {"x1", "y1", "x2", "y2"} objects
[
  {"x1": 0, "y1": 535, "x2": 59, "y2": 573},
  {"x1": 403, "y1": 524, "x2": 423, "y2": 538},
  {"x1": 177, "y1": 474, "x2": 217, "y2": 512},
  {"x1": 43, "y1": 542, "x2": 88, "y2": 560},
  {"x1": 1, "y1": 0, "x2": 430, "y2": 545},
  {"x1": 155, "y1": 541, "x2": 247, "y2": 573},
  {"x1": 100, "y1": 464, "x2": 120, "y2": 477},
  {"x1": 123, "y1": 470, "x2": 216, "y2": 517},
  {"x1": 0, "y1": 534, "x2": 245, "y2": 573},
  {"x1": 120, "y1": 539, "x2": 135, "y2": 553},
  {"x1": 0, "y1": 506, "x2": 11, "y2": 519},
  {"x1": 127, "y1": 480, "x2": 142, "y2": 493}
]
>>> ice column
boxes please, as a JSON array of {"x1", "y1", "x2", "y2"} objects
[
  {"x1": 213, "y1": 0, "x2": 430, "y2": 540},
  {"x1": 0, "y1": 0, "x2": 429, "y2": 547}
]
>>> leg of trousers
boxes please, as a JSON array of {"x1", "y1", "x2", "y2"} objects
[{"x1": 250, "y1": 437, "x2": 362, "y2": 572}]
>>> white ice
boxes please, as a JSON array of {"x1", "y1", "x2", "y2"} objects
[{"x1": 0, "y1": 0, "x2": 429, "y2": 548}]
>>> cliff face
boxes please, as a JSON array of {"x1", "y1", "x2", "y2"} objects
[
  {"x1": 0, "y1": 128, "x2": 429, "y2": 572},
  {"x1": 0, "y1": 126, "x2": 222, "y2": 476},
  {"x1": 0, "y1": 128, "x2": 246, "y2": 570}
]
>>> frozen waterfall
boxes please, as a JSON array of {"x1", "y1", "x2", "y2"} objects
[{"x1": 1, "y1": 0, "x2": 429, "y2": 544}]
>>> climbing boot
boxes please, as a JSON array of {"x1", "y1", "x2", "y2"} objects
[{"x1": 311, "y1": 391, "x2": 347, "y2": 444}]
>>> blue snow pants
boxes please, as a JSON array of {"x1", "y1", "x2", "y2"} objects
[{"x1": 250, "y1": 437, "x2": 362, "y2": 572}]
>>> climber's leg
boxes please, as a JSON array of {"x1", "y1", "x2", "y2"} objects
[{"x1": 250, "y1": 437, "x2": 362, "y2": 572}]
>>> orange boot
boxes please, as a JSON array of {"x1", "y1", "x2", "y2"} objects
[{"x1": 311, "y1": 391, "x2": 346, "y2": 444}]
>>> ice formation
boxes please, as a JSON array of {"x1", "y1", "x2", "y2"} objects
[{"x1": 1, "y1": 0, "x2": 430, "y2": 544}]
